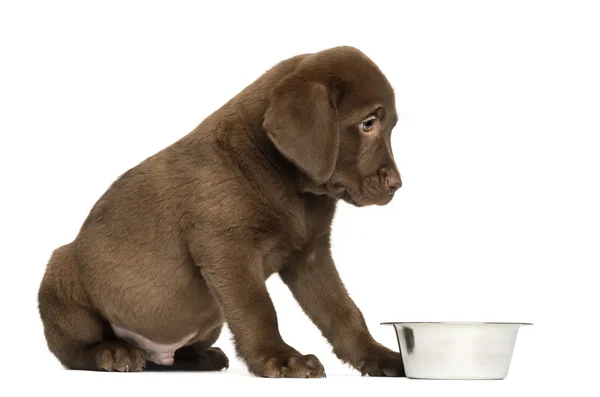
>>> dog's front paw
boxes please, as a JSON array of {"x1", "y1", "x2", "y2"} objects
[
  {"x1": 358, "y1": 342, "x2": 405, "y2": 377},
  {"x1": 252, "y1": 353, "x2": 326, "y2": 378}
]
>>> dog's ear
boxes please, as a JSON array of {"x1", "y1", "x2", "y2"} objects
[{"x1": 263, "y1": 76, "x2": 340, "y2": 185}]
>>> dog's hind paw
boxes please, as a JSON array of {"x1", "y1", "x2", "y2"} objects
[{"x1": 93, "y1": 341, "x2": 146, "y2": 372}]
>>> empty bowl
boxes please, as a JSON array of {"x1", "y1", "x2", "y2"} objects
[{"x1": 381, "y1": 321, "x2": 532, "y2": 380}]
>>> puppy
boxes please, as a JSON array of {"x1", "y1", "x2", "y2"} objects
[{"x1": 38, "y1": 46, "x2": 404, "y2": 378}]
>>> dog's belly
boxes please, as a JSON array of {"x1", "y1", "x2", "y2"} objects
[{"x1": 110, "y1": 323, "x2": 197, "y2": 365}]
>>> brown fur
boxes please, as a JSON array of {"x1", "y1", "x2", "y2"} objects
[{"x1": 37, "y1": 46, "x2": 404, "y2": 378}]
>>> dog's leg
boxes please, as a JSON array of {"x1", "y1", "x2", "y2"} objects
[
  {"x1": 38, "y1": 245, "x2": 146, "y2": 372},
  {"x1": 191, "y1": 245, "x2": 325, "y2": 378},
  {"x1": 39, "y1": 290, "x2": 146, "y2": 371},
  {"x1": 279, "y1": 235, "x2": 405, "y2": 377}
]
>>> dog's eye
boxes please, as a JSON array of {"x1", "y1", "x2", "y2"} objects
[{"x1": 361, "y1": 117, "x2": 376, "y2": 132}]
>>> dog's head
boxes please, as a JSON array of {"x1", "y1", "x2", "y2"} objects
[{"x1": 263, "y1": 46, "x2": 401, "y2": 207}]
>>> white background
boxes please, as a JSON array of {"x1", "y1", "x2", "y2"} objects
[{"x1": 1, "y1": 0, "x2": 598, "y2": 396}]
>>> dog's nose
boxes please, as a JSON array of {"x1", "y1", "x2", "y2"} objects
[{"x1": 386, "y1": 176, "x2": 402, "y2": 193}]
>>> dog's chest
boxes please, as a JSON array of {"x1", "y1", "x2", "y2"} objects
[{"x1": 261, "y1": 195, "x2": 335, "y2": 275}]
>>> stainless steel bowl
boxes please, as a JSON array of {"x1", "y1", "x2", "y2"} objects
[{"x1": 382, "y1": 322, "x2": 532, "y2": 380}]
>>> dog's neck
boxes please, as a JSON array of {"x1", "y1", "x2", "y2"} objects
[
  {"x1": 183, "y1": 79, "x2": 342, "y2": 205},
  {"x1": 246, "y1": 124, "x2": 342, "y2": 201}
]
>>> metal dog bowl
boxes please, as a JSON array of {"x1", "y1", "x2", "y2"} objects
[{"x1": 381, "y1": 322, "x2": 532, "y2": 380}]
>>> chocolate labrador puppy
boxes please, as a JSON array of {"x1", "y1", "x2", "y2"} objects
[{"x1": 37, "y1": 46, "x2": 404, "y2": 378}]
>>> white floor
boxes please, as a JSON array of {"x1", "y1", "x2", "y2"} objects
[
  {"x1": 11, "y1": 340, "x2": 558, "y2": 397},
  {"x1": 15, "y1": 365, "x2": 548, "y2": 397}
]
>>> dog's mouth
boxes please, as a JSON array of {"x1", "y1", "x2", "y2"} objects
[
  {"x1": 329, "y1": 182, "x2": 393, "y2": 207},
  {"x1": 329, "y1": 182, "x2": 363, "y2": 207},
  {"x1": 341, "y1": 189, "x2": 362, "y2": 207}
]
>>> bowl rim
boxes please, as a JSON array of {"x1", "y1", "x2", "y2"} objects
[{"x1": 380, "y1": 321, "x2": 533, "y2": 325}]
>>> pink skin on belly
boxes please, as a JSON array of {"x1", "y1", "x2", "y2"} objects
[{"x1": 110, "y1": 323, "x2": 196, "y2": 365}]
